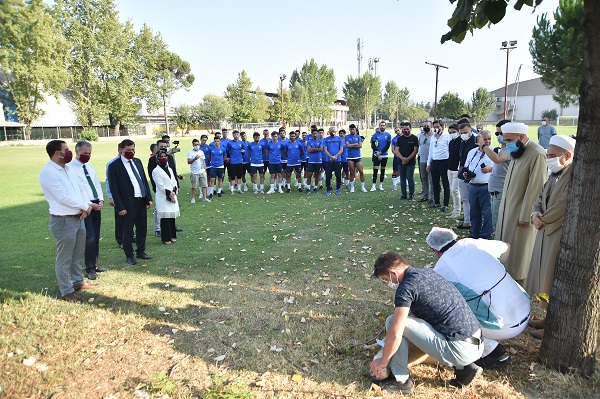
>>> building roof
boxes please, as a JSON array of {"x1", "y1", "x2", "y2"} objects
[{"x1": 490, "y1": 77, "x2": 556, "y2": 97}]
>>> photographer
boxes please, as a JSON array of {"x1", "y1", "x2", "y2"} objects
[{"x1": 460, "y1": 131, "x2": 493, "y2": 239}]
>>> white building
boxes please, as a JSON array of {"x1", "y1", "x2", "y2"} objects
[{"x1": 486, "y1": 77, "x2": 579, "y2": 123}]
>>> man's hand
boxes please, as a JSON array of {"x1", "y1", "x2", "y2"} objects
[
  {"x1": 370, "y1": 357, "x2": 389, "y2": 379},
  {"x1": 426, "y1": 165, "x2": 431, "y2": 173},
  {"x1": 147, "y1": 201, "x2": 153, "y2": 209},
  {"x1": 481, "y1": 166, "x2": 493, "y2": 173},
  {"x1": 532, "y1": 212, "x2": 545, "y2": 230},
  {"x1": 118, "y1": 209, "x2": 127, "y2": 216},
  {"x1": 108, "y1": 198, "x2": 115, "y2": 207}
]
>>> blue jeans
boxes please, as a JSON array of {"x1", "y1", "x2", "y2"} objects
[
  {"x1": 49, "y1": 216, "x2": 86, "y2": 296},
  {"x1": 386, "y1": 315, "x2": 483, "y2": 382},
  {"x1": 418, "y1": 162, "x2": 432, "y2": 200},
  {"x1": 469, "y1": 183, "x2": 493, "y2": 239},
  {"x1": 399, "y1": 163, "x2": 416, "y2": 197}
]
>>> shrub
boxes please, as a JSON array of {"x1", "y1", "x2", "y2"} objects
[{"x1": 77, "y1": 129, "x2": 99, "y2": 142}]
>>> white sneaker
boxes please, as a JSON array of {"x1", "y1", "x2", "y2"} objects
[
  {"x1": 446, "y1": 212, "x2": 460, "y2": 219},
  {"x1": 370, "y1": 185, "x2": 377, "y2": 192},
  {"x1": 267, "y1": 188, "x2": 275, "y2": 194},
  {"x1": 379, "y1": 184, "x2": 384, "y2": 191},
  {"x1": 260, "y1": 189, "x2": 264, "y2": 194},
  {"x1": 253, "y1": 189, "x2": 258, "y2": 194},
  {"x1": 190, "y1": 198, "x2": 195, "y2": 203},
  {"x1": 238, "y1": 189, "x2": 243, "y2": 194},
  {"x1": 362, "y1": 187, "x2": 368, "y2": 193},
  {"x1": 350, "y1": 186, "x2": 355, "y2": 193},
  {"x1": 392, "y1": 185, "x2": 397, "y2": 191},
  {"x1": 203, "y1": 198, "x2": 211, "y2": 203},
  {"x1": 278, "y1": 188, "x2": 284, "y2": 193},
  {"x1": 243, "y1": 184, "x2": 248, "y2": 192}
]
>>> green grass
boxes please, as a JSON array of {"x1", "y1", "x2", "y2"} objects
[{"x1": 0, "y1": 130, "x2": 593, "y2": 399}]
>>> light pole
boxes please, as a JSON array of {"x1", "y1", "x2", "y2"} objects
[
  {"x1": 373, "y1": 57, "x2": 379, "y2": 125},
  {"x1": 279, "y1": 74, "x2": 286, "y2": 128},
  {"x1": 425, "y1": 62, "x2": 448, "y2": 120},
  {"x1": 365, "y1": 86, "x2": 369, "y2": 130},
  {"x1": 500, "y1": 40, "x2": 517, "y2": 120}
]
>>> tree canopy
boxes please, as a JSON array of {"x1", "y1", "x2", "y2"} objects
[
  {"x1": 436, "y1": 92, "x2": 466, "y2": 120},
  {"x1": 342, "y1": 73, "x2": 381, "y2": 126},
  {"x1": 290, "y1": 59, "x2": 337, "y2": 124},
  {"x1": 468, "y1": 87, "x2": 496, "y2": 123}
]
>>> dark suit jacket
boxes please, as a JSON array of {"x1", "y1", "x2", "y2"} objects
[
  {"x1": 147, "y1": 154, "x2": 178, "y2": 192},
  {"x1": 108, "y1": 157, "x2": 153, "y2": 213}
]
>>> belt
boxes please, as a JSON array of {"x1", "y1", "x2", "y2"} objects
[
  {"x1": 91, "y1": 199, "x2": 101, "y2": 204},
  {"x1": 490, "y1": 191, "x2": 501, "y2": 196},
  {"x1": 134, "y1": 197, "x2": 146, "y2": 201},
  {"x1": 464, "y1": 336, "x2": 481, "y2": 345},
  {"x1": 510, "y1": 315, "x2": 530, "y2": 329},
  {"x1": 470, "y1": 183, "x2": 488, "y2": 187},
  {"x1": 50, "y1": 214, "x2": 80, "y2": 218}
]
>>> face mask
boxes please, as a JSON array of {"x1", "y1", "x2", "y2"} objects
[
  {"x1": 546, "y1": 156, "x2": 565, "y2": 174},
  {"x1": 541, "y1": 121, "x2": 547, "y2": 126},
  {"x1": 61, "y1": 150, "x2": 73, "y2": 163},
  {"x1": 78, "y1": 154, "x2": 90, "y2": 163},
  {"x1": 449, "y1": 133, "x2": 459, "y2": 140},
  {"x1": 124, "y1": 150, "x2": 135, "y2": 160},
  {"x1": 387, "y1": 272, "x2": 399, "y2": 290},
  {"x1": 423, "y1": 127, "x2": 431, "y2": 133},
  {"x1": 193, "y1": 146, "x2": 200, "y2": 151},
  {"x1": 497, "y1": 135, "x2": 506, "y2": 145},
  {"x1": 402, "y1": 130, "x2": 410, "y2": 136},
  {"x1": 506, "y1": 141, "x2": 518, "y2": 153},
  {"x1": 460, "y1": 134, "x2": 470, "y2": 141},
  {"x1": 158, "y1": 157, "x2": 168, "y2": 166}
]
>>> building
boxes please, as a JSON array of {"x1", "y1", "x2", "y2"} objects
[{"x1": 486, "y1": 77, "x2": 579, "y2": 123}]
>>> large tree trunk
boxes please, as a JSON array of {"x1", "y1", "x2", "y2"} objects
[
  {"x1": 113, "y1": 120, "x2": 120, "y2": 137},
  {"x1": 539, "y1": 0, "x2": 600, "y2": 377}
]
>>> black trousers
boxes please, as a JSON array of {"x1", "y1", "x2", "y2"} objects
[
  {"x1": 121, "y1": 198, "x2": 147, "y2": 258},
  {"x1": 114, "y1": 206, "x2": 123, "y2": 245},
  {"x1": 84, "y1": 209, "x2": 101, "y2": 273},
  {"x1": 324, "y1": 161, "x2": 342, "y2": 190},
  {"x1": 160, "y1": 218, "x2": 177, "y2": 242},
  {"x1": 430, "y1": 159, "x2": 450, "y2": 206}
]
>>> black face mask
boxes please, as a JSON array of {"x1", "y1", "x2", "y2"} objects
[
  {"x1": 510, "y1": 140, "x2": 527, "y2": 159},
  {"x1": 423, "y1": 127, "x2": 431, "y2": 133}
]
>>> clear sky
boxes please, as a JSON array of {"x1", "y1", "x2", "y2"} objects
[{"x1": 114, "y1": 0, "x2": 559, "y2": 107}]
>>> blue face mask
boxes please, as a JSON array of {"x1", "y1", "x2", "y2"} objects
[{"x1": 506, "y1": 141, "x2": 518, "y2": 153}]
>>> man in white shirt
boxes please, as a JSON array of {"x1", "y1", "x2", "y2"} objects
[
  {"x1": 39, "y1": 140, "x2": 99, "y2": 302},
  {"x1": 71, "y1": 141, "x2": 108, "y2": 280},
  {"x1": 427, "y1": 227, "x2": 530, "y2": 369},
  {"x1": 426, "y1": 121, "x2": 451, "y2": 212},
  {"x1": 462, "y1": 131, "x2": 494, "y2": 239},
  {"x1": 187, "y1": 138, "x2": 210, "y2": 203}
]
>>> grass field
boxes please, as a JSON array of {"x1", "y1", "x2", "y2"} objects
[{"x1": 0, "y1": 126, "x2": 594, "y2": 399}]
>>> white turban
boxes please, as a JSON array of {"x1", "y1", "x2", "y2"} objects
[
  {"x1": 501, "y1": 122, "x2": 528, "y2": 135},
  {"x1": 426, "y1": 227, "x2": 458, "y2": 251},
  {"x1": 549, "y1": 135, "x2": 576, "y2": 153}
]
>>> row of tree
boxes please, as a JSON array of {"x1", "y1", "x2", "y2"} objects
[{"x1": 0, "y1": 0, "x2": 193, "y2": 137}]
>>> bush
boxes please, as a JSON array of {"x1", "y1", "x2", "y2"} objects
[
  {"x1": 541, "y1": 109, "x2": 559, "y2": 121},
  {"x1": 77, "y1": 129, "x2": 99, "y2": 142}
]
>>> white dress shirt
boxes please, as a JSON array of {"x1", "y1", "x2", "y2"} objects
[
  {"x1": 427, "y1": 132, "x2": 451, "y2": 166},
  {"x1": 464, "y1": 147, "x2": 493, "y2": 184},
  {"x1": 120, "y1": 156, "x2": 143, "y2": 198},
  {"x1": 71, "y1": 158, "x2": 104, "y2": 201},
  {"x1": 39, "y1": 161, "x2": 91, "y2": 215}
]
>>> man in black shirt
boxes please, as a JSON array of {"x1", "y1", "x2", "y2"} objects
[
  {"x1": 393, "y1": 122, "x2": 419, "y2": 200},
  {"x1": 447, "y1": 123, "x2": 462, "y2": 218},
  {"x1": 371, "y1": 252, "x2": 483, "y2": 394}
]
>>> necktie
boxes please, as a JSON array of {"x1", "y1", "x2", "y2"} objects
[
  {"x1": 129, "y1": 160, "x2": 146, "y2": 198},
  {"x1": 82, "y1": 164, "x2": 99, "y2": 199}
]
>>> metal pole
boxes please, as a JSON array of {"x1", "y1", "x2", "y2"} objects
[
  {"x1": 279, "y1": 74, "x2": 286, "y2": 128},
  {"x1": 425, "y1": 62, "x2": 448, "y2": 120},
  {"x1": 500, "y1": 41, "x2": 517, "y2": 120}
]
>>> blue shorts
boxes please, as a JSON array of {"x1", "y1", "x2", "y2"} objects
[
  {"x1": 210, "y1": 167, "x2": 225, "y2": 179},
  {"x1": 307, "y1": 163, "x2": 322, "y2": 173},
  {"x1": 249, "y1": 165, "x2": 265, "y2": 174},
  {"x1": 286, "y1": 164, "x2": 302, "y2": 173},
  {"x1": 301, "y1": 161, "x2": 307, "y2": 170},
  {"x1": 268, "y1": 163, "x2": 283, "y2": 174}
]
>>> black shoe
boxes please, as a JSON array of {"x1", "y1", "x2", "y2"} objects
[
  {"x1": 458, "y1": 217, "x2": 464, "y2": 221},
  {"x1": 87, "y1": 271, "x2": 98, "y2": 280},
  {"x1": 400, "y1": 195, "x2": 407, "y2": 200},
  {"x1": 475, "y1": 353, "x2": 511, "y2": 369},
  {"x1": 95, "y1": 267, "x2": 108, "y2": 273},
  {"x1": 155, "y1": 231, "x2": 161, "y2": 237},
  {"x1": 137, "y1": 252, "x2": 152, "y2": 260},
  {"x1": 298, "y1": 187, "x2": 303, "y2": 192},
  {"x1": 119, "y1": 243, "x2": 124, "y2": 249},
  {"x1": 457, "y1": 224, "x2": 471, "y2": 230},
  {"x1": 175, "y1": 227, "x2": 183, "y2": 232},
  {"x1": 127, "y1": 257, "x2": 138, "y2": 265},
  {"x1": 449, "y1": 363, "x2": 482, "y2": 388},
  {"x1": 286, "y1": 188, "x2": 291, "y2": 193},
  {"x1": 373, "y1": 376, "x2": 414, "y2": 395},
  {"x1": 440, "y1": 206, "x2": 448, "y2": 212},
  {"x1": 409, "y1": 195, "x2": 414, "y2": 200},
  {"x1": 418, "y1": 197, "x2": 428, "y2": 203},
  {"x1": 217, "y1": 192, "x2": 222, "y2": 198},
  {"x1": 209, "y1": 193, "x2": 213, "y2": 199},
  {"x1": 430, "y1": 203, "x2": 441, "y2": 208}
]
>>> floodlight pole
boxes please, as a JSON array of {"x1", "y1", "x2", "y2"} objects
[
  {"x1": 280, "y1": 74, "x2": 286, "y2": 128},
  {"x1": 500, "y1": 41, "x2": 517, "y2": 120},
  {"x1": 425, "y1": 62, "x2": 448, "y2": 120}
]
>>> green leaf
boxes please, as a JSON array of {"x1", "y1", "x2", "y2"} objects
[
  {"x1": 534, "y1": 293, "x2": 550, "y2": 303},
  {"x1": 483, "y1": 0, "x2": 508, "y2": 24},
  {"x1": 455, "y1": 0, "x2": 475, "y2": 20}
]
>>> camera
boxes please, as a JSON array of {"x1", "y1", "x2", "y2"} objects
[
  {"x1": 458, "y1": 167, "x2": 477, "y2": 183},
  {"x1": 480, "y1": 163, "x2": 486, "y2": 169},
  {"x1": 172, "y1": 140, "x2": 181, "y2": 153}
]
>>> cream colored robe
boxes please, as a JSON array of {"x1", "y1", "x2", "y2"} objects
[
  {"x1": 525, "y1": 164, "x2": 572, "y2": 297},
  {"x1": 152, "y1": 165, "x2": 180, "y2": 219},
  {"x1": 495, "y1": 141, "x2": 547, "y2": 282}
]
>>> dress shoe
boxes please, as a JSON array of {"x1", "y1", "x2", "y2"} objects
[
  {"x1": 418, "y1": 198, "x2": 428, "y2": 203},
  {"x1": 74, "y1": 281, "x2": 99, "y2": 291},
  {"x1": 155, "y1": 231, "x2": 161, "y2": 237},
  {"x1": 127, "y1": 257, "x2": 138, "y2": 265},
  {"x1": 449, "y1": 363, "x2": 482, "y2": 388},
  {"x1": 62, "y1": 292, "x2": 85, "y2": 302},
  {"x1": 175, "y1": 227, "x2": 183, "y2": 232},
  {"x1": 137, "y1": 252, "x2": 152, "y2": 260},
  {"x1": 440, "y1": 206, "x2": 448, "y2": 212},
  {"x1": 86, "y1": 271, "x2": 98, "y2": 280},
  {"x1": 429, "y1": 203, "x2": 441, "y2": 208},
  {"x1": 119, "y1": 243, "x2": 124, "y2": 249},
  {"x1": 372, "y1": 376, "x2": 414, "y2": 395},
  {"x1": 457, "y1": 224, "x2": 471, "y2": 229},
  {"x1": 95, "y1": 267, "x2": 108, "y2": 273}
]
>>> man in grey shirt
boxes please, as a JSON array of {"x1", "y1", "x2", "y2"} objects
[
  {"x1": 479, "y1": 120, "x2": 511, "y2": 232},
  {"x1": 417, "y1": 123, "x2": 434, "y2": 203},
  {"x1": 537, "y1": 116, "x2": 556, "y2": 149}
]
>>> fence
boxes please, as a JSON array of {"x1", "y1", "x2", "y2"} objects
[{"x1": 1, "y1": 125, "x2": 145, "y2": 141}]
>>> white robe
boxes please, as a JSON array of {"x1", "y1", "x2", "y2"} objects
[{"x1": 152, "y1": 165, "x2": 180, "y2": 219}]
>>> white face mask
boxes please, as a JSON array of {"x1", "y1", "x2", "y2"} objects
[
  {"x1": 193, "y1": 145, "x2": 200, "y2": 151},
  {"x1": 387, "y1": 272, "x2": 399, "y2": 290},
  {"x1": 450, "y1": 133, "x2": 459, "y2": 140},
  {"x1": 541, "y1": 121, "x2": 547, "y2": 126},
  {"x1": 460, "y1": 133, "x2": 470, "y2": 141},
  {"x1": 166, "y1": 146, "x2": 171, "y2": 153},
  {"x1": 546, "y1": 155, "x2": 565, "y2": 174}
]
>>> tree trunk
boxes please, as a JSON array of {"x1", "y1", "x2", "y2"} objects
[
  {"x1": 113, "y1": 120, "x2": 120, "y2": 137},
  {"x1": 163, "y1": 95, "x2": 170, "y2": 135},
  {"x1": 539, "y1": 0, "x2": 600, "y2": 377}
]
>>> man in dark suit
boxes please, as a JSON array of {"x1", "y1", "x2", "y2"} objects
[{"x1": 108, "y1": 139, "x2": 153, "y2": 265}]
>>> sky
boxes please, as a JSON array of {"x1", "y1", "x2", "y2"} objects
[{"x1": 114, "y1": 0, "x2": 559, "y2": 107}]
